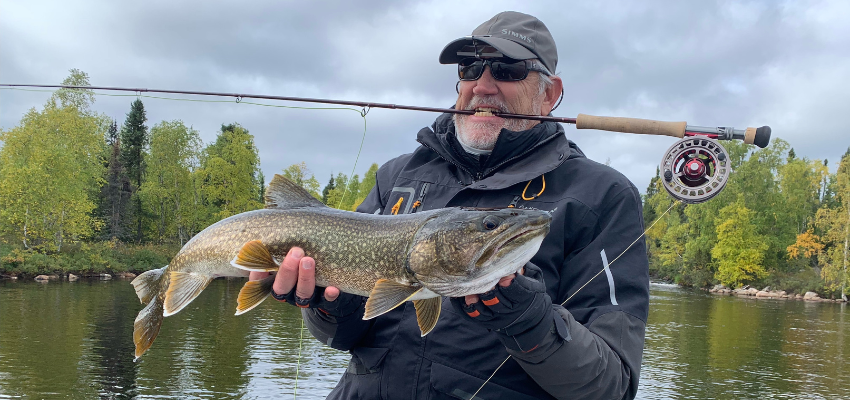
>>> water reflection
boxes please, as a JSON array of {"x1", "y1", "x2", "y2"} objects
[
  {"x1": 641, "y1": 283, "x2": 850, "y2": 399},
  {"x1": 1, "y1": 280, "x2": 847, "y2": 399}
]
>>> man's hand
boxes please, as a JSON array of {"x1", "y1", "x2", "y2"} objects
[
  {"x1": 250, "y1": 247, "x2": 361, "y2": 316},
  {"x1": 450, "y1": 263, "x2": 563, "y2": 353}
]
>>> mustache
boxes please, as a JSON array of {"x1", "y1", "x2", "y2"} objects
[{"x1": 461, "y1": 96, "x2": 510, "y2": 113}]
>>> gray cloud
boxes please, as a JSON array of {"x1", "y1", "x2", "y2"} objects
[{"x1": 2, "y1": 0, "x2": 848, "y2": 194}]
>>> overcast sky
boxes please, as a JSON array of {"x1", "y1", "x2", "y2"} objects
[{"x1": 2, "y1": 0, "x2": 848, "y2": 193}]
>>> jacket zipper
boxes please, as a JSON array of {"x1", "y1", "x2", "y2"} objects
[{"x1": 410, "y1": 182, "x2": 430, "y2": 213}]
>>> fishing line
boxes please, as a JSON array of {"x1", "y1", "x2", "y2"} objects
[
  {"x1": 293, "y1": 318, "x2": 306, "y2": 399},
  {"x1": 469, "y1": 199, "x2": 680, "y2": 399},
  {"x1": 335, "y1": 110, "x2": 368, "y2": 210}
]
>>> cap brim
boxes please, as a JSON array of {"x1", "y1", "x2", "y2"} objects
[{"x1": 439, "y1": 36, "x2": 538, "y2": 64}]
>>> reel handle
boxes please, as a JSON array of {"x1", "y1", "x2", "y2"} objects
[{"x1": 576, "y1": 114, "x2": 772, "y2": 148}]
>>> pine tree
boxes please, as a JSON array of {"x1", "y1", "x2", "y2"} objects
[
  {"x1": 322, "y1": 174, "x2": 335, "y2": 205},
  {"x1": 120, "y1": 99, "x2": 148, "y2": 242},
  {"x1": 101, "y1": 129, "x2": 132, "y2": 240}
]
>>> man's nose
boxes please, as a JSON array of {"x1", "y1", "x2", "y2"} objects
[{"x1": 472, "y1": 66, "x2": 499, "y2": 96}]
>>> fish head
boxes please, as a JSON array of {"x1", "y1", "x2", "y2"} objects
[{"x1": 407, "y1": 207, "x2": 551, "y2": 297}]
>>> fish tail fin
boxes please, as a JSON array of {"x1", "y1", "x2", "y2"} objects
[
  {"x1": 235, "y1": 275, "x2": 275, "y2": 315},
  {"x1": 131, "y1": 266, "x2": 167, "y2": 305},
  {"x1": 134, "y1": 294, "x2": 164, "y2": 360},
  {"x1": 230, "y1": 240, "x2": 280, "y2": 272},
  {"x1": 163, "y1": 271, "x2": 213, "y2": 316}
]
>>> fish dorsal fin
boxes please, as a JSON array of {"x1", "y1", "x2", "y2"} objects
[
  {"x1": 265, "y1": 174, "x2": 327, "y2": 209},
  {"x1": 413, "y1": 297, "x2": 442, "y2": 336},
  {"x1": 363, "y1": 279, "x2": 422, "y2": 320}
]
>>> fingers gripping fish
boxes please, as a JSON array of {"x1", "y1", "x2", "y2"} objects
[{"x1": 131, "y1": 174, "x2": 550, "y2": 358}]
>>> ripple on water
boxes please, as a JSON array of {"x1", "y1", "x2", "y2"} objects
[{"x1": 1, "y1": 280, "x2": 848, "y2": 399}]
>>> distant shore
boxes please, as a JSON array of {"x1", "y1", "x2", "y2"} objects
[
  {"x1": 707, "y1": 284, "x2": 847, "y2": 303},
  {"x1": 0, "y1": 242, "x2": 178, "y2": 280}
]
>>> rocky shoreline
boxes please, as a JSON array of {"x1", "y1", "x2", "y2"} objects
[
  {"x1": 0, "y1": 272, "x2": 138, "y2": 282},
  {"x1": 709, "y1": 284, "x2": 848, "y2": 303}
]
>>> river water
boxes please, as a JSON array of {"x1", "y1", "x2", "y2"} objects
[{"x1": 0, "y1": 279, "x2": 847, "y2": 399}]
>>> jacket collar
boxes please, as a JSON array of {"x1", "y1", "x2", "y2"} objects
[{"x1": 416, "y1": 112, "x2": 581, "y2": 189}]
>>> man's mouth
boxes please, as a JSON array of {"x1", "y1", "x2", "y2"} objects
[{"x1": 472, "y1": 107, "x2": 501, "y2": 117}]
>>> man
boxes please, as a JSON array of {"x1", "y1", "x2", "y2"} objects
[{"x1": 254, "y1": 11, "x2": 649, "y2": 400}]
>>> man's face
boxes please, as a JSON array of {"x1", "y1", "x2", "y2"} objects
[{"x1": 453, "y1": 62, "x2": 546, "y2": 151}]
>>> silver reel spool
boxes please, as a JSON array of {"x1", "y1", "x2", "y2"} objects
[{"x1": 660, "y1": 137, "x2": 730, "y2": 204}]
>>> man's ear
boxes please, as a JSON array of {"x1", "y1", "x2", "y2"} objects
[{"x1": 541, "y1": 75, "x2": 563, "y2": 115}]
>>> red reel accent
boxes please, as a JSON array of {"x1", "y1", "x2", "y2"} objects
[{"x1": 660, "y1": 137, "x2": 730, "y2": 204}]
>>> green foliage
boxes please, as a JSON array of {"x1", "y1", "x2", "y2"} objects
[
  {"x1": 353, "y1": 163, "x2": 379, "y2": 211},
  {"x1": 0, "y1": 241, "x2": 177, "y2": 276},
  {"x1": 120, "y1": 98, "x2": 149, "y2": 242},
  {"x1": 712, "y1": 198, "x2": 769, "y2": 287},
  {"x1": 140, "y1": 120, "x2": 202, "y2": 244},
  {"x1": 764, "y1": 269, "x2": 829, "y2": 296},
  {"x1": 813, "y1": 152, "x2": 849, "y2": 296},
  {"x1": 0, "y1": 70, "x2": 107, "y2": 252},
  {"x1": 644, "y1": 138, "x2": 846, "y2": 294},
  {"x1": 324, "y1": 172, "x2": 350, "y2": 209},
  {"x1": 321, "y1": 174, "x2": 335, "y2": 204},
  {"x1": 99, "y1": 120, "x2": 133, "y2": 241},
  {"x1": 195, "y1": 123, "x2": 263, "y2": 223}
]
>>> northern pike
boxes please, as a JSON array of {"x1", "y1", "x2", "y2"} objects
[{"x1": 131, "y1": 174, "x2": 551, "y2": 358}]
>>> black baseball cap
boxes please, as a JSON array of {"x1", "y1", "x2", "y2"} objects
[{"x1": 439, "y1": 11, "x2": 558, "y2": 73}]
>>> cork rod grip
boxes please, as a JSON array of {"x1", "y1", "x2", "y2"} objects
[{"x1": 576, "y1": 114, "x2": 687, "y2": 138}]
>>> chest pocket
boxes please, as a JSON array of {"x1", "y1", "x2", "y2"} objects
[{"x1": 383, "y1": 182, "x2": 431, "y2": 215}]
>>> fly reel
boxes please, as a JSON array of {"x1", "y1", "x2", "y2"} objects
[{"x1": 660, "y1": 137, "x2": 730, "y2": 204}]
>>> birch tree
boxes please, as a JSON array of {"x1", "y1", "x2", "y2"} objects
[
  {"x1": 140, "y1": 120, "x2": 202, "y2": 244},
  {"x1": 0, "y1": 69, "x2": 107, "y2": 251}
]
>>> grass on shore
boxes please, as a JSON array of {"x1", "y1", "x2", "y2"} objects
[{"x1": 0, "y1": 240, "x2": 180, "y2": 278}]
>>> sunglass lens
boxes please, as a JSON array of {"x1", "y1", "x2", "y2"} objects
[
  {"x1": 490, "y1": 59, "x2": 528, "y2": 81},
  {"x1": 458, "y1": 59, "x2": 484, "y2": 81}
]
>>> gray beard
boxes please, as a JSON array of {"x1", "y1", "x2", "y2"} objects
[{"x1": 453, "y1": 95, "x2": 542, "y2": 151}]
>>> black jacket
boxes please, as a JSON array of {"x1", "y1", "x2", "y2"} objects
[{"x1": 304, "y1": 113, "x2": 649, "y2": 400}]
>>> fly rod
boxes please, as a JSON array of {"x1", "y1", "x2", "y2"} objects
[{"x1": 0, "y1": 83, "x2": 770, "y2": 148}]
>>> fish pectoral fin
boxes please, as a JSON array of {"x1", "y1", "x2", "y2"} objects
[
  {"x1": 230, "y1": 240, "x2": 279, "y2": 272},
  {"x1": 363, "y1": 279, "x2": 422, "y2": 320},
  {"x1": 235, "y1": 275, "x2": 275, "y2": 315},
  {"x1": 163, "y1": 271, "x2": 213, "y2": 316},
  {"x1": 131, "y1": 266, "x2": 166, "y2": 305},
  {"x1": 413, "y1": 297, "x2": 442, "y2": 336},
  {"x1": 134, "y1": 296, "x2": 164, "y2": 360}
]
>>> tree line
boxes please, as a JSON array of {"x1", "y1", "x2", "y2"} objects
[
  {"x1": 0, "y1": 70, "x2": 377, "y2": 258},
  {"x1": 643, "y1": 139, "x2": 849, "y2": 298},
  {"x1": 1, "y1": 70, "x2": 847, "y2": 297}
]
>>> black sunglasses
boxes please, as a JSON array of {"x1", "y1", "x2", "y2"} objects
[{"x1": 458, "y1": 58, "x2": 543, "y2": 82}]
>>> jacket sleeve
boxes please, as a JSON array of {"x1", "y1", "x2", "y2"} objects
[
  {"x1": 507, "y1": 308, "x2": 645, "y2": 400},
  {"x1": 302, "y1": 161, "x2": 394, "y2": 350},
  {"x1": 508, "y1": 184, "x2": 649, "y2": 400}
]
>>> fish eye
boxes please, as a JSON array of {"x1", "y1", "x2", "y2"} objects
[{"x1": 482, "y1": 215, "x2": 502, "y2": 230}]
